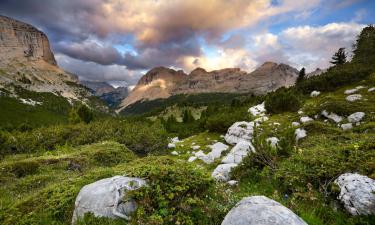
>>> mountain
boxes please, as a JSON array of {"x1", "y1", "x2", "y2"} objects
[
  {"x1": 118, "y1": 62, "x2": 298, "y2": 111},
  {"x1": 0, "y1": 15, "x2": 90, "y2": 102},
  {"x1": 80, "y1": 80, "x2": 129, "y2": 107}
]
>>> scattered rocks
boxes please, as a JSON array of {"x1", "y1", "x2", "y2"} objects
[
  {"x1": 193, "y1": 142, "x2": 229, "y2": 164},
  {"x1": 295, "y1": 128, "x2": 307, "y2": 142},
  {"x1": 221, "y1": 141, "x2": 255, "y2": 164},
  {"x1": 221, "y1": 196, "x2": 308, "y2": 225},
  {"x1": 310, "y1": 90, "x2": 320, "y2": 97},
  {"x1": 20, "y1": 98, "x2": 42, "y2": 106},
  {"x1": 168, "y1": 137, "x2": 180, "y2": 148},
  {"x1": 321, "y1": 110, "x2": 343, "y2": 123},
  {"x1": 224, "y1": 121, "x2": 255, "y2": 145},
  {"x1": 300, "y1": 116, "x2": 313, "y2": 124},
  {"x1": 212, "y1": 163, "x2": 238, "y2": 182},
  {"x1": 346, "y1": 94, "x2": 362, "y2": 102},
  {"x1": 266, "y1": 137, "x2": 279, "y2": 148},
  {"x1": 248, "y1": 102, "x2": 266, "y2": 117},
  {"x1": 348, "y1": 112, "x2": 365, "y2": 123},
  {"x1": 72, "y1": 176, "x2": 146, "y2": 224},
  {"x1": 341, "y1": 123, "x2": 353, "y2": 131},
  {"x1": 334, "y1": 173, "x2": 375, "y2": 216}
]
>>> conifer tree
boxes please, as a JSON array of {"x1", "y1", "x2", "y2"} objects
[{"x1": 330, "y1": 48, "x2": 347, "y2": 66}]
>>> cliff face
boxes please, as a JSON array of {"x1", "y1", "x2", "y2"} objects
[
  {"x1": 0, "y1": 15, "x2": 89, "y2": 101},
  {"x1": 0, "y1": 15, "x2": 56, "y2": 65},
  {"x1": 118, "y1": 62, "x2": 299, "y2": 110}
]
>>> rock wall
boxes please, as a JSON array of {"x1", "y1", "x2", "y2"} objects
[{"x1": 0, "y1": 15, "x2": 56, "y2": 65}]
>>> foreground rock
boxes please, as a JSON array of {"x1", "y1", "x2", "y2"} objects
[
  {"x1": 225, "y1": 121, "x2": 255, "y2": 145},
  {"x1": 334, "y1": 173, "x2": 375, "y2": 216},
  {"x1": 212, "y1": 163, "x2": 238, "y2": 182},
  {"x1": 72, "y1": 176, "x2": 146, "y2": 224},
  {"x1": 221, "y1": 196, "x2": 308, "y2": 225},
  {"x1": 347, "y1": 112, "x2": 365, "y2": 123}
]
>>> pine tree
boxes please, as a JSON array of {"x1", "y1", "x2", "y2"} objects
[
  {"x1": 352, "y1": 25, "x2": 375, "y2": 67},
  {"x1": 330, "y1": 48, "x2": 347, "y2": 66},
  {"x1": 296, "y1": 67, "x2": 306, "y2": 83},
  {"x1": 182, "y1": 109, "x2": 194, "y2": 123}
]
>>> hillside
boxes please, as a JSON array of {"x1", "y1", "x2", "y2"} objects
[{"x1": 118, "y1": 62, "x2": 298, "y2": 111}]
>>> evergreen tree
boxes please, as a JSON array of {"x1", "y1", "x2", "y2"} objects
[
  {"x1": 352, "y1": 25, "x2": 375, "y2": 67},
  {"x1": 69, "y1": 104, "x2": 93, "y2": 124},
  {"x1": 330, "y1": 48, "x2": 347, "y2": 66},
  {"x1": 296, "y1": 67, "x2": 306, "y2": 83},
  {"x1": 182, "y1": 109, "x2": 194, "y2": 123}
]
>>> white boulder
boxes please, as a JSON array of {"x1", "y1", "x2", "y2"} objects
[
  {"x1": 212, "y1": 163, "x2": 238, "y2": 182},
  {"x1": 225, "y1": 121, "x2": 255, "y2": 145},
  {"x1": 341, "y1": 123, "x2": 353, "y2": 131},
  {"x1": 348, "y1": 112, "x2": 365, "y2": 123},
  {"x1": 346, "y1": 94, "x2": 362, "y2": 102},
  {"x1": 221, "y1": 196, "x2": 308, "y2": 225},
  {"x1": 310, "y1": 91, "x2": 320, "y2": 97},
  {"x1": 266, "y1": 137, "x2": 279, "y2": 148},
  {"x1": 171, "y1": 151, "x2": 179, "y2": 155},
  {"x1": 368, "y1": 87, "x2": 375, "y2": 92},
  {"x1": 221, "y1": 141, "x2": 255, "y2": 164},
  {"x1": 167, "y1": 143, "x2": 176, "y2": 148},
  {"x1": 345, "y1": 89, "x2": 358, "y2": 95},
  {"x1": 321, "y1": 110, "x2": 343, "y2": 123},
  {"x1": 295, "y1": 128, "x2": 307, "y2": 142},
  {"x1": 227, "y1": 180, "x2": 238, "y2": 186},
  {"x1": 72, "y1": 176, "x2": 146, "y2": 224},
  {"x1": 300, "y1": 116, "x2": 313, "y2": 124},
  {"x1": 248, "y1": 102, "x2": 266, "y2": 117},
  {"x1": 334, "y1": 173, "x2": 375, "y2": 216}
]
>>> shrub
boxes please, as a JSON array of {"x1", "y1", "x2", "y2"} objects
[
  {"x1": 204, "y1": 107, "x2": 249, "y2": 133},
  {"x1": 7, "y1": 160, "x2": 40, "y2": 178},
  {"x1": 265, "y1": 88, "x2": 302, "y2": 114}
]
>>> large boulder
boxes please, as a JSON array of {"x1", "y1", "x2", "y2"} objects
[
  {"x1": 72, "y1": 176, "x2": 146, "y2": 224},
  {"x1": 334, "y1": 173, "x2": 375, "y2": 216},
  {"x1": 225, "y1": 121, "x2": 255, "y2": 145},
  {"x1": 221, "y1": 196, "x2": 307, "y2": 225},
  {"x1": 347, "y1": 112, "x2": 365, "y2": 123}
]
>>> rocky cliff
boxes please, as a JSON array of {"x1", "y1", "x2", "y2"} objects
[
  {"x1": 118, "y1": 62, "x2": 298, "y2": 110},
  {"x1": 0, "y1": 15, "x2": 89, "y2": 102}
]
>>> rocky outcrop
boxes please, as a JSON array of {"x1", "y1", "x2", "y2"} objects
[
  {"x1": 118, "y1": 62, "x2": 299, "y2": 111},
  {"x1": 0, "y1": 15, "x2": 90, "y2": 102},
  {"x1": 0, "y1": 15, "x2": 56, "y2": 65},
  {"x1": 221, "y1": 196, "x2": 308, "y2": 225},
  {"x1": 72, "y1": 176, "x2": 147, "y2": 224},
  {"x1": 334, "y1": 173, "x2": 375, "y2": 216}
]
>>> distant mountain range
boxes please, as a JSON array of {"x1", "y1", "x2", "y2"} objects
[{"x1": 80, "y1": 81, "x2": 129, "y2": 107}]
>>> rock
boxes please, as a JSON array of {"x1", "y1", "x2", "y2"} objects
[
  {"x1": 321, "y1": 110, "x2": 343, "y2": 123},
  {"x1": 334, "y1": 173, "x2": 375, "y2": 216},
  {"x1": 295, "y1": 128, "x2": 307, "y2": 141},
  {"x1": 298, "y1": 110, "x2": 304, "y2": 115},
  {"x1": 20, "y1": 98, "x2": 42, "y2": 106},
  {"x1": 266, "y1": 137, "x2": 279, "y2": 148},
  {"x1": 254, "y1": 116, "x2": 269, "y2": 123},
  {"x1": 300, "y1": 116, "x2": 313, "y2": 124},
  {"x1": 225, "y1": 121, "x2": 255, "y2": 145},
  {"x1": 310, "y1": 90, "x2": 320, "y2": 97},
  {"x1": 227, "y1": 180, "x2": 238, "y2": 186},
  {"x1": 194, "y1": 142, "x2": 229, "y2": 164},
  {"x1": 248, "y1": 102, "x2": 266, "y2": 117},
  {"x1": 171, "y1": 151, "x2": 179, "y2": 155},
  {"x1": 221, "y1": 196, "x2": 308, "y2": 225},
  {"x1": 346, "y1": 94, "x2": 362, "y2": 102},
  {"x1": 221, "y1": 141, "x2": 255, "y2": 164},
  {"x1": 168, "y1": 143, "x2": 176, "y2": 148},
  {"x1": 348, "y1": 112, "x2": 365, "y2": 123},
  {"x1": 188, "y1": 156, "x2": 197, "y2": 162},
  {"x1": 341, "y1": 123, "x2": 353, "y2": 131},
  {"x1": 368, "y1": 87, "x2": 375, "y2": 92},
  {"x1": 212, "y1": 163, "x2": 238, "y2": 182},
  {"x1": 292, "y1": 122, "x2": 300, "y2": 127},
  {"x1": 191, "y1": 145, "x2": 200, "y2": 150},
  {"x1": 345, "y1": 88, "x2": 358, "y2": 95},
  {"x1": 72, "y1": 176, "x2": 146, "y2": 224}
]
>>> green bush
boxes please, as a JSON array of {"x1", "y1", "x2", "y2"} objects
[
  {"x1": 204, "y1": 107, "x2": 249, "y2": 133},
  {"x1": 7, "y1": 160, "x2": 40, "y2": 178},
  {"x1": 265, "y1": 88, "x2": 302, "y2": 114}
]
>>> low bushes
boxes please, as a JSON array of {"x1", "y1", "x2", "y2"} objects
[{"x1": 265, "y1": 88, "x2": 302, "y2": 114}]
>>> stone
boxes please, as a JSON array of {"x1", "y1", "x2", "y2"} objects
[
  {"x1": 167, "y1": 143, "x2": 176, "y2": 148},
  {"x1": 266, "y1": 137, "x2": 279, "y2": 148},
  {"x1": 224, "y1": 121, "x2": 255, "y2": 145},
  {"x1": 227, "y1": 180, "x2": 238, "y2": 186},
  {"x1": 171, "y1": 151, "x2": 178, "y2": 155},
  {"x1": 368, "y1": 87, "x2": 375, "y2": 92},
  {"x1": 298, "y1": 110, "x2": 304, "y2": 115},
  {"x1": 194, "y1": 142, "x2": 229, "y2": 164},
  {"x1": 221, "y1": 196, "x2": 308, "y2": 225},
  {"x1": 321, "y1": 110, "x2": 343, "y2": 123},
  {"x1": 221, "y1": 141, "x2": 255, "y2": 164},
  {"x1": 248, "y1": 102, "x2": 266, "y2": 117},
  {"x1": 254, "y1": 116, "x2": 269, "y2": 123},
  {"x1": 346, "y1": 94, "x2": 362, "y2": 102},
  {"x1": 212, "y1": 163, "x2": 238, "y2": 182},
  {"x1": 334, "y1": 173, "x2": 375, "y2": 216},
  {"x1": 295, "y1": 128, "x2": 307, "y2": 141},
  {"x1": 300, "y1": 116, "x2": 313, "y2": 124},
  {"x1": 72, "y1": 176, "x2": 146, "y2": 224},
  {"x1": 188, "y1": 156, "x2": 197, "y2": 162},
  {"x1": 348, "y1": 112, "x2": 365, "y2": 123},
  {"x1": 292, "y1": 122, "x2": 300, "y2": 127},
  {"x1": 310, "y1": 90, "x2": 320, "y2": 97},
  {"x1": 341, "y1": 123, "x2": 353, "y2": 131},
  {"x1": 191, "y1": 145, "x2": 200, "y2": 150},
  {"x1": 345, "y1": 88, "x2": 358, "y2": 95}
]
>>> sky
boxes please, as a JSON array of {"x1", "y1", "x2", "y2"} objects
[{"x1": 0, "y1": 0, "x2": 374, "y2": 87}]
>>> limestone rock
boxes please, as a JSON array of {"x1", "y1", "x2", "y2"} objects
[
  {"x1": 295, "y1": 128, "x2": 307, "y2": 141},
  {"x1": 348, "y1": 112, "x2": 365, "y2": 123},
  {"x1": 346, "y1": 94, "x2": 362, "y2": 102},
  {"x1": 300, "y1": 116, "x2": 313, "y2": 124},
  {"x1": 72, "y1": 176, "x2": 146, "y2": 224},
  {"x1": 225, "y1": 121, "x2": 255, "y2": 145},
  {"x1": 310, "y1": 90, "x2": 320, "y2": 97},
  {"x1": 221, "y1": 196, "x2": 308, "y2": 225},
  {"x1": 292, "y1": 122, "x2": 300, "y2": 127},
  {"x1": 341, "y1": 123, "x2": 353, "y2": 131},
  {"x1": 248, "y1": 102, "x2": 266, "y2": 117},
  {"x1": 194, "y1": 142, "x2": 228, "y2": 164},
  {"x1": 334, "y1": 173, "x2": 375, "y2": 215},
  {"x1": 266, "y1": 137, "x2": 279, "y2": 148},
  {"x1": 321, "y1": 110, "x2": 343, "y2": 123},
  {"x1": 221, "y1": 141, "x2": 255, "y2": 164},
  {"x1": 227, "y1": 180, "x2": 238, "y2": 186},
  {"x1": 212, "y1": 163, "x2": 238, "y2": 182},
  {"x1": 368, "y1": 87, "x2": 375, "y2": 92}
]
